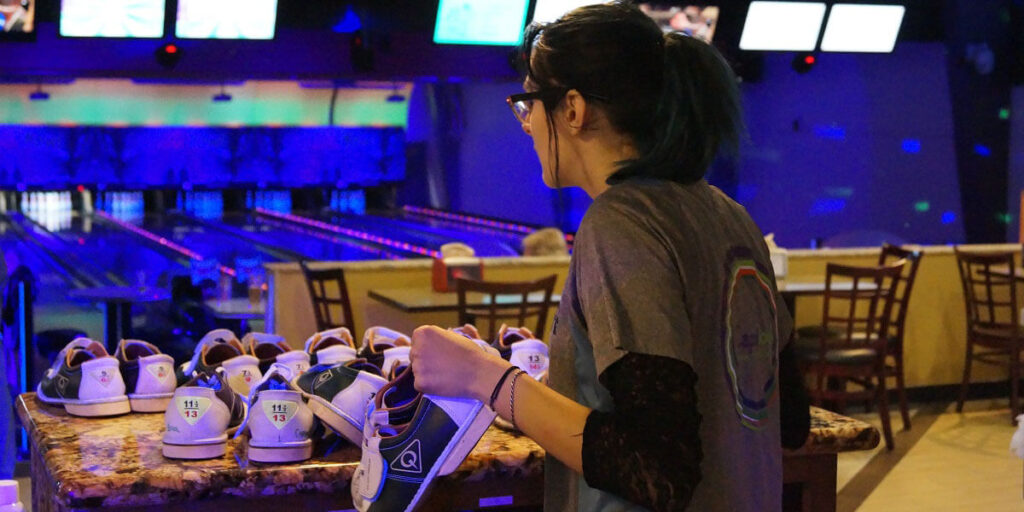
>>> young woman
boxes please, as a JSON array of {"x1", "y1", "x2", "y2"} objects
[{"x1": 409, "y1": 3, "x2": 809, "y2": 511}]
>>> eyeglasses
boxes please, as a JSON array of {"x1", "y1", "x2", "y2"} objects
[
  {"x1": 505, "y1": 89, "x2": 611, "y2": 124},
  {"x1": 506, "y1": 90, "x2": 557, "y2": 124}
]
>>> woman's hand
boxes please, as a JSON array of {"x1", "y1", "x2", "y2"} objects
[{"x1": 409, "y1": 325, "x2": 510, "y2": 403}]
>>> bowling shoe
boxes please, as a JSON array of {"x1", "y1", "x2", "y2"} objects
[
  {"x1": 176, "y1": 329, "x2": 262, "y2": 397},
  {"x1": 162, "y1": 368, "x2": 246, "y2": 460},
  {"x1": 242, "y1": 331, "x2": 310, "y2": 376},
  {"x1": 115, "y1": 339, "x2": 176, "y2": 412},
  {"x1": 292, "y1": 359, "x2": 386, "y2": 445},
  {"x1": 304, "y1": 327, "x2": 358, "y2": 366},
  {"x1": 36, "y1": 337, "x2": 130, "y2": 417},
  {"x1": 235, "y1": 363, "x2": 315, "y2": 463},
  {"x1": 359, "y1": 326, "x2": 411, "y2": 376}
]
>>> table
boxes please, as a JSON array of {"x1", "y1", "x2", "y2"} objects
[
  {"x1": 203, "y1": 298, "x2": 265, "y2": 320},
  {"x1": 368, "y1": 287, "x2": 560, "y2": 314},
  {"x1": 778, "y1": 280, "x2": 877, "y2": 317},
  {"x1": 67, "y1": 286, "x2": 171, "y2": 350},
  {"x1": 204, "y1": 297, "x2": 266, "y2": 334},
  {"x1": 17, "y1": 392, "x2": 876, "y2": 512}
]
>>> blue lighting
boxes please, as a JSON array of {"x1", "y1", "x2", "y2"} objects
[
  {"x1": 941, "y1": 211, "x2": 956, "y2": 224},
  {"x1": 974, "y1": 144, "x2": 991, "y2": 157},
  {"x1": 810, "y1": 198, "x2": 847, "y2": 215},
  {"x1": 901, "y1": 139, "x2": 921, "y2": 153},
  {"x1": 332, "y1": 7, "x2": 362, "y2": 33},
  {"x1": 813, "y1": 124, "x2": 846, "y2": 140}
]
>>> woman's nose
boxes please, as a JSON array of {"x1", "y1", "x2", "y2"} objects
[{"x1": 520, "y1": 119, "x2": 532, "y2": 136}]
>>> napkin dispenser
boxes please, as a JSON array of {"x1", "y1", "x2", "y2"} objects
[{"x1": 432, "y1": 256, "x2": 483, "y2": 292}]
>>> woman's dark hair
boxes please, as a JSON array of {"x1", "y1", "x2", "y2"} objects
[{"x1": 518, "y1": 1, "x2": 743, "y2": 185}]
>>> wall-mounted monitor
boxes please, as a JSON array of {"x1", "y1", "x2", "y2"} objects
[
  {"x1": 176, "y1": 0, "x2": 278, "y2": 40},
  {"x1": 59, "y1": 0, "x2": 165, "y2": 38},
  {"x1": 531, "y1": 0, "x2": 600, "y2": 24},
  {"x1": 821, "y1": 4, "x2": 904, "y2": 53},
  {"x1": 433, "y1": 0, "x2": 530, "y2": 46},
  {"x1": 739, "y1": 1, "x2": 826, "y2": 51},
  {"x1": 1, "y1": 0, "x2": 35, "y2": 41}
]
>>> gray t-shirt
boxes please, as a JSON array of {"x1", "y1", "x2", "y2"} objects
[{"x1": 545, "y1": 178, "x2": 790, "y2": 512}]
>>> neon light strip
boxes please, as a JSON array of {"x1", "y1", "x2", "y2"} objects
[
  {"x1": 403, "y1": 205, "x2": 574, "y2": 245},
  {"x1": 403, "y1": 205, "x2": 535, "y2": 234},
  {"x1": 95, "y1": 211, "x2": 237, "y2": 277},
  {"x1": 256, "y1": 208, "x2": 441, "y2": 258},
  {"x1": 257, "y1": 215, "x2": 405, "y2": 261}
]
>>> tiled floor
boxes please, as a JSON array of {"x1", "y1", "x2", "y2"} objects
[{"x1": 839, "y1": 400, "x2": 1023, "y2": 512}]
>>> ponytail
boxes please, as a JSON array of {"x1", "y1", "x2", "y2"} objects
[
  {"x1": 610, "y1": 33, "x2": 744, "y2": 185},
  {"x1": 522, "y1": 2, "x2": 744, "y2": 186}
]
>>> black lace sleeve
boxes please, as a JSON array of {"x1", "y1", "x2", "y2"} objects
[
  {"x1": 779, "y1": 341, "x2": 810, "y2": 449},
  {"x1": 582, "y1": 353, "x2": 702, "y2": 511}
]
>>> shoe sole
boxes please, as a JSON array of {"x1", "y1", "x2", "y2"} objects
[
  {"x1": 65, "y1": 398, "x2": 131, "y2": 417},
  {"x1": 306, "y1": 394, "x2": 363, "y2": 445},
  {"x1": 129, "y1": 395, "x2": 173, "y2": 413},
  {"x1": 248, "y1": 441, "x2": 313, "y2": 463},
  {"x1": 162, "y1": 441, "x2": 227, "y2": 460},
  {"x1": 438, "y1": 405, "x2": 497, "y2": 475}
]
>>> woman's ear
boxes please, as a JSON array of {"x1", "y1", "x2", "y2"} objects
[{"x1": 562, "y1": 89, "x2": 588, "y2": 135}]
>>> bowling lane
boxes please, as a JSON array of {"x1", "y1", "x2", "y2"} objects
[
  {"x1": 191, "y1": 213, "x2": 410, "y2": 261},
  {"x1": 377, "y1": 210, "x2": 527, "y2": 252},
  {"x1": 0, "y1": 217, "x2": 85, "y2": 304},
  {"x1": 316, "y1": 211, "x2": 521, "y2": 257},
  {"x1": 141, "y1": 213, "x2": 293, "y2": 268},
  {"x1": 20, "y1": 213, "x2": 190, "y2": 288}
]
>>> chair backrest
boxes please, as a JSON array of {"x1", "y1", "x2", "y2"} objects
[
  {"x1": 820, "y1": 261, "x2": 905, "y2": 351},
  {"x1": 299, "y1": 261, "x2": 356, "y2": 334},
  {"x1": 953, "y1": 248, "x2": 1019, "y2": 335},
  {"x1": 455, "y1": 275, "x2": 557, "y2": 341},
  {"x1": 878, "y1": 243, "x2": 924, "y2": 345}
]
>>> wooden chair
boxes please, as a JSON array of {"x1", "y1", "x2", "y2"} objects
[
  {"x1": 878, "y1": 243, "x2": 924, "y2": 430},
  {"x1": 797, "y1": 261, "x2": 905, "y2": 450},
  {"x1": 954, "y1": 249, "x2": 1022, "y2": 422},
  {"x1": 455, "y1": 275, "x2": 557, "y2": 341},
  {"x1": 299, "y1": 260, "x2": 356, "y2": 334}
]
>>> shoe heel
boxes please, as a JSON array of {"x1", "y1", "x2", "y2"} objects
[
  {"x1": 247, "y1": 442, "x2": 313, "y2": 463},
  {"x1": 162, "y1": 442, "x2": 227, "y2": 460},
  {"x1": 130, "y1": 396, "x2": 172, "y2": 413},
  {"x1": 65, "y1": 398, "x2": 131, "y2": 417}
]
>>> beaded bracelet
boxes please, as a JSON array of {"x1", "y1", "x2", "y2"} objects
[
  {"x1": 509, "y1": 369, "x2": 526, "y2": 430},
  {"x1": 489, "y1": 365, "x2": 519, "y2": 409}
]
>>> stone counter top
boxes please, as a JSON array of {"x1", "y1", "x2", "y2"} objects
[{"x1": 17, "y1": 394, "x2": 873, "y2": 509}]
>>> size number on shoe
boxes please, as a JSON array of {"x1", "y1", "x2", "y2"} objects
[
  {"x1": 262, "y1": 400, "x2": 297, "y2": 429},
  {"x1": 176, "y1": 396, "x2": 212, "y2": 426}
]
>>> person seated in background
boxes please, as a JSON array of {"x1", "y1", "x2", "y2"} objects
[
  {"x1": 439, "y1": 242, "x2": 475, "y2": 258},
  {"x1": 522, "y1": 227, "x2": 569, "y2": 256}
]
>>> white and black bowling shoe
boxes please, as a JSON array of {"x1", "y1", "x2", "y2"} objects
[
  {"x1": 292, "y1": 359, "x2": 387, "y2": 444},
  {"x1": 304, "y1": 327, "x2": 358, "y2": 366},
  {"x1": 359, "y1": 326, "x2": 412, "y2": 376},
  {"x1": 162, "y1": 368, "x2": 247, "y2": 460},
  {"x1": 235, "y1": 363, "x2": 315, "y2": 463},
  {"x1": 115, "y1": 339, "x2": 176, "y2": 413},
  {"x1": 242, "y1": 331, "x2": 311, "y2": 376},
  {"x1": 36, "y1": 337, "x2": 131, "y2": 417},
  {"x1": 175, "y1": 329, "x2": 262, "y2": 397},
  {"x1": 352, "y1": 392, "x2": 497, "y2": 512}
]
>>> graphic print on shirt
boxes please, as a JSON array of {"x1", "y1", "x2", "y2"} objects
[{"x1": 721, "y1": 246, "x2": 780, "y2": 430}]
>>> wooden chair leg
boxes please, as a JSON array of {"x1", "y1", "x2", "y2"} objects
[
  {"x1": 895, "y1": 355, "x2": 911, "y2": 430},
  {"x1": 956, "y1": 340, "x2": 973, "y2": 413},
  {"x1": 1011, "y1": 350, "x2": 1021, "y2": 425},
  {"x1": 876, "y1": 371, "x2": 895, "y2": 451}
]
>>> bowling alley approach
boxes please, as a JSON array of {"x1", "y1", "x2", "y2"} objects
[{"x1": 4, "y1": 1, "x2": 1024, "y2": 512}]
